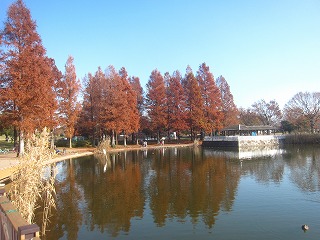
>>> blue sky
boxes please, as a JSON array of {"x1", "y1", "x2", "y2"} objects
[{"x1": 1, "y1": 0, "x2": 319, "y2": 108}]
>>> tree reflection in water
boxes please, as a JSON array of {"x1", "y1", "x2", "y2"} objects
[{"x1": 35, "y1": 145, "x2": 320, "y2": 239}]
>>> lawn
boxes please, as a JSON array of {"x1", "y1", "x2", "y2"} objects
[{"x1": 0, "y1": 135, "x2": 14, "y2": 150}]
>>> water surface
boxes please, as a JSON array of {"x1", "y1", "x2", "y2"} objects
[{"x1": 37, "y1": 145, "x2": 320, "y2": 239}]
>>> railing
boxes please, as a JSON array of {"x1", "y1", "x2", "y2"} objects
[
  {"x1": 203, "y1": 136, "x2": 239, "y2": 141},
  {"x1": 0, "y1": 188, "x2": 40, "y2": 240},
  {"x1": 203, "y1": 135, "x2": 285, "y2": 142}
]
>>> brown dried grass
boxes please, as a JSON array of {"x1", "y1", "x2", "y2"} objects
[
  {"x1": 284, "y1": 133, "x2": 320, "y2": 144},
  {"x1": 95, "y1": 136, "x2": 111, "y2": 154},
  {"x1": 8, "y1": 128, "x2": 56, "y2": 236}
]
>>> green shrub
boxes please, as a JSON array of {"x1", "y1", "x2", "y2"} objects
[
  {"x1": 73, "y1": 140, "x2": 91, "y2": 147},
  {"x1": 55, "y1": 138, "x2": 91, "y2": 148},
  {"x1": 55, "y1": 138, "x2": 68, "y2": 147}
]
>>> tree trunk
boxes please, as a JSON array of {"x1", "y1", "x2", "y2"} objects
[
  {"x1": 111, "y1": 130, "x2": 115, "y2": 147},
  {"x1": 92, "y1": 129, "x2": 96, "y2": 147},
  {"x1": 69, "y1": 137, "x2": 72, "y2": 148},
  {"x1": 132, "y1": 133, "x2": 136, "y2": 144},
  {"x1": 19, "y1": 130, "x2": 25, "y2": 157},
  {"x1": 124, "y1": 134, "x2": 127, "y2": 147},
  {"x1": 50, "y1": 131, "x2": 55, "y2": 149},
  {"x1": 14, "y1": 127, "x2": 18, "y2": 149},
  {"x1": 310, "y1": 118, "x2": 314, "y2": 134}
]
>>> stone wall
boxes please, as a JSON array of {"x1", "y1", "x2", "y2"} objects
[
  {"x1": 202, "y1": 135, "x2": 285, "y2": 149},
  {"x1": 238, "y1": 135, "x2": 284, "y2": 150}
]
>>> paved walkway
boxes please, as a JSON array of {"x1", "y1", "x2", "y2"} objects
[
  {"x1": 0, "y1": 152, "x2": 20, "y2": 169},
  {"x1": 0, "y1": 149, "x2": 94, "y2": 182}
]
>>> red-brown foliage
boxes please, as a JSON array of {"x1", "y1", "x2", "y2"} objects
[
  {"x1": 145, "y1": 69, "x2": 167, "y2": 138},
  {"x1": 165, "y1": 71, "x2": 188, "y2": 136},
  {"x1": 78, "y1": 66, "x2": 139, "y2": 145},
  {"x1": 58, "y1": 56, "x2": 81, "y2": 147},
  {"x1": 0, "y1": 0, "x2": 60, "y2": 152},
  {"x1": 197, "y1": 63, "x2": 224, "y2": 132},
  {"x1": 216, "y1": 75, "x2": 239, "y2": 127},
  {"x1": 77, "y1": 71, "x2": 102, "y2": 145},
  {"x1": 182, "y1": 66, "x2": 204, "y2": 139}
]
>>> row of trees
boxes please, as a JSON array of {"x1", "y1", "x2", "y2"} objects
[
  {"x1": 77, "y1": 62, "x2": 320, "y2": 144},
  {"x1": 77, "y1": 63, "x2": 239, "y2": 144},
  {"x1": 77, "y1": 66, "x2": 140, "y2": 146},
  {"x1": 240, "y1": 92, "x2": 320, "y2": 134}
]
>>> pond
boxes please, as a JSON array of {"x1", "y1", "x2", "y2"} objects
[{"x1": 36, "y1": 145, "x2": 320, "y2": 240}]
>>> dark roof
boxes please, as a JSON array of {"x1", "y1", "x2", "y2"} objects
[{"x1": 221, "y1": 124, "x2": 277, "y2": 131}]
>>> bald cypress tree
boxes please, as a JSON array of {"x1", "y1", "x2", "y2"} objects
[
  {"x1": 165, "y1": 71, "x2": 187, "y2": 139},
  {"x1": 118, "y1": 67, "x2": 139, "y2": 146},
  {"x1": 129, "y1": 76, "x2": 144, "y2": 117},
  {"x1": 77, "y1": 71, "x2": 102, "y2": 146},
  {"x1": 216, "y1": 75, "x2": 239, "y2": 127},
  {"x1": 0, "y1": 0, "x2": 59, "y2": 155},
  {"x1": 146, "y1": 69, "x2": 167, "y2": 141},
  {"x1": 197, "y1": 63, "x2": 223, "y2": 134},
  {"x1": 182, "y1": 66, "x2": 204, "y2": 140},
  {"x1": 58, "y1": 56, "x2": 81, "y2": 148}
]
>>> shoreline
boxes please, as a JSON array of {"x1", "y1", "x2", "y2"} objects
[{"x1": 0, "y1": 143, "x2": 196, "y2": 181}]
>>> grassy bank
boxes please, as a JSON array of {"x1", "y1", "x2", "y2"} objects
[
  {"x1": 0, "y1": 135, "x2": 14, "y2": 150},
  {"x1": 283, "y1": 133, "x2": 320, "y2": 145}
]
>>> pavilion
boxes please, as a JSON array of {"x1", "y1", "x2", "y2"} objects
[{"x1": 220, "y1": 124, "x2": 278, "y2": 136}]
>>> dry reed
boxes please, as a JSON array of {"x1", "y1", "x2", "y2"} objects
[
  {"x1": 283, "y1": 133, "x2": 320, "y2": 144},
  {"x1": 8, "y1": 128, "x2": 56, "y2": 236},
  {"x1": 95, "y1": 136, "x2": 111, "y2": 154}
]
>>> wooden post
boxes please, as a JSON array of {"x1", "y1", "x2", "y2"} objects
[
  {"x1": 18, "y1": 224, "x2": 40, "y2": 240},
  {"x1": 0, "y1": 188, "x2": 5, "y2": 197},
  {"x1": 0, "y1": 192, "x2": 40, "y2": 240}
]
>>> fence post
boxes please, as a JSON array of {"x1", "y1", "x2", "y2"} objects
[{"x1": 0, "y1": 187, "x2": 40, "y2": 240}]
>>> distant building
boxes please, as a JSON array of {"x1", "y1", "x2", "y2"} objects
[{"x1": 220, "y1": 124, "x2": 278, "y2": 136}]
